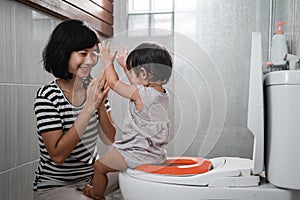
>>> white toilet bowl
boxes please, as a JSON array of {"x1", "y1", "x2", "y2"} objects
[
  {"x1": 119, "y1": 157, "x2": 300, "y2": 200},
  {"x1": 119, "y1": 162, "x2": 300, "y2": 200}
]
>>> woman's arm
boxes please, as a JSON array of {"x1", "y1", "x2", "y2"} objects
[
  {"x1": 40, "y1": 79, "x2": 106, "y2": 165},
  {"x1": 95, "y1": 71, "x2": 116, "y2": 145},
  {"x1": 97, "y1": 101, "x2": 116, "y2": 145},
  {"x1": 41, "y1": 105, "x2": 95, "y2": 165}
]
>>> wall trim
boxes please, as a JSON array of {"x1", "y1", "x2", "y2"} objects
[{"x1": 16, "y1": 0, "x2": 114, "y2": 37}]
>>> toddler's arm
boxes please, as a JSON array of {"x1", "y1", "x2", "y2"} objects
[{"x1": 98, "y1": 42, "x2": 140, "y2": 103}]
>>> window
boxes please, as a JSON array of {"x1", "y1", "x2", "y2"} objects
[{"x1": 127, "y1": 0, "x2": 174, "y2": 36}]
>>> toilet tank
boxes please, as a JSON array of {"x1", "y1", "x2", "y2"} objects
[{"x1": 264, "y1": 70, "x2": 300, "y2": 190}]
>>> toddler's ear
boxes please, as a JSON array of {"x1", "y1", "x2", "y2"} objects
[{"x1": 139, "y1": 67, "x2": 148, "y2": 80}]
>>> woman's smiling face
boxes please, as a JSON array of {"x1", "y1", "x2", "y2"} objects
[{"x1": 68, "y1": 44, "x2": 98, "y2": 79}]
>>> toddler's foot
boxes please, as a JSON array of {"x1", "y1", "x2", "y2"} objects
[{"x1": 83, "y1": 184, "x2": 105, "y2": 200}]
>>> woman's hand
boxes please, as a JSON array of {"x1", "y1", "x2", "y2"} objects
[
  {"x1": 95, "y1": 71, "x2": 110, "y2": 109},
  {"x1": 98, "y1": 41, "x2": 117, "y2": 68},
  {"x1": 85, "y1": 71, "x2": 109, "y2": 112}
]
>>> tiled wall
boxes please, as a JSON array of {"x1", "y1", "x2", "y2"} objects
[
  {"x1": 0, "y1": 1, "x2": 60, "y2": 199},
  {"x1": 170, "y1": 0, "x2": 270, "y2": 158}
]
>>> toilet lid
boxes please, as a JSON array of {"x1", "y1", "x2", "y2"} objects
[
  {"x1": 264, "y1": 70, "x2": 300, "y2": 86},
  {"x1": 135, "y1": 157, "x2": 212, "y2": 175}
]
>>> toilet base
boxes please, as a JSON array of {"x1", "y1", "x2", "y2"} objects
[{"x1": 119, "y1": 172, "x2": 300, "y2": 200}]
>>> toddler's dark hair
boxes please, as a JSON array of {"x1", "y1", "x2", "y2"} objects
[{"x1": 126, "y1": 42, "x2": 173, "y2": 84}]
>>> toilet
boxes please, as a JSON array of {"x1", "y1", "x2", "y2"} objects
[
  {"x1": 118, "y1": 33, "x2": 300, "y2": 200},
  {"x1": 264, "y1": 70, "x2": 300, "y2": 190}
]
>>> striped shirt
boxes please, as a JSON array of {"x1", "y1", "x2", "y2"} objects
[{"x1": 33, "y1": 80, "x2": 111, "y2": 191}]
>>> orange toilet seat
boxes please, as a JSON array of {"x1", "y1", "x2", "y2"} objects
[{"x1": 135, "y1": 156, "x2": 212, "y2": 175}]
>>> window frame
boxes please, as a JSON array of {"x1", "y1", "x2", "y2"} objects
[{"x1": 127, "y1": 0, "x2": 175, "y2": 36}]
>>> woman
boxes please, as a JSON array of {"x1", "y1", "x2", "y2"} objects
[{"x1": 33, "y1": 19, "x2": 117, "y2": 200}]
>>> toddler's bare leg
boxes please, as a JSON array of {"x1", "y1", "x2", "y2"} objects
[{"x1": 83, "y1": 149, "x2": 127, "y2": 199}]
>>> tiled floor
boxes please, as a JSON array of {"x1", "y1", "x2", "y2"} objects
[{"x1": 106, "y1": 189, "x2": 124, "y2": 200}]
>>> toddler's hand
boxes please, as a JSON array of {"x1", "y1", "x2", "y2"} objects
[
  {"x1": 98, "y1": 41, "x2": 117, "y2": 68},
  {"x1": 116, "y1": 45, "x2": 128, "y2": 71}
]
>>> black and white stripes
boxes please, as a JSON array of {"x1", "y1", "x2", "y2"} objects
[{"x1": 33, "y1": 80, "x2": 110, "y2": 191}]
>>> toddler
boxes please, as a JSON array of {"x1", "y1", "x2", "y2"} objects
[{"x1": 83, "y1": 41, "x2": 173, "y2": 200}]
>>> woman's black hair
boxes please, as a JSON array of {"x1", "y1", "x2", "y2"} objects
[
  {"x1": 42, "y1": 19, "x2": 99, "y2": 80},
  {"x1": 126, "y1": 42, "x2": 173, "y2": 85}
]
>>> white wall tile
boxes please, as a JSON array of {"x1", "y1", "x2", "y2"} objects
[{"x1": 0, "y1": 85, "x2": 17, "y2": 171}]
